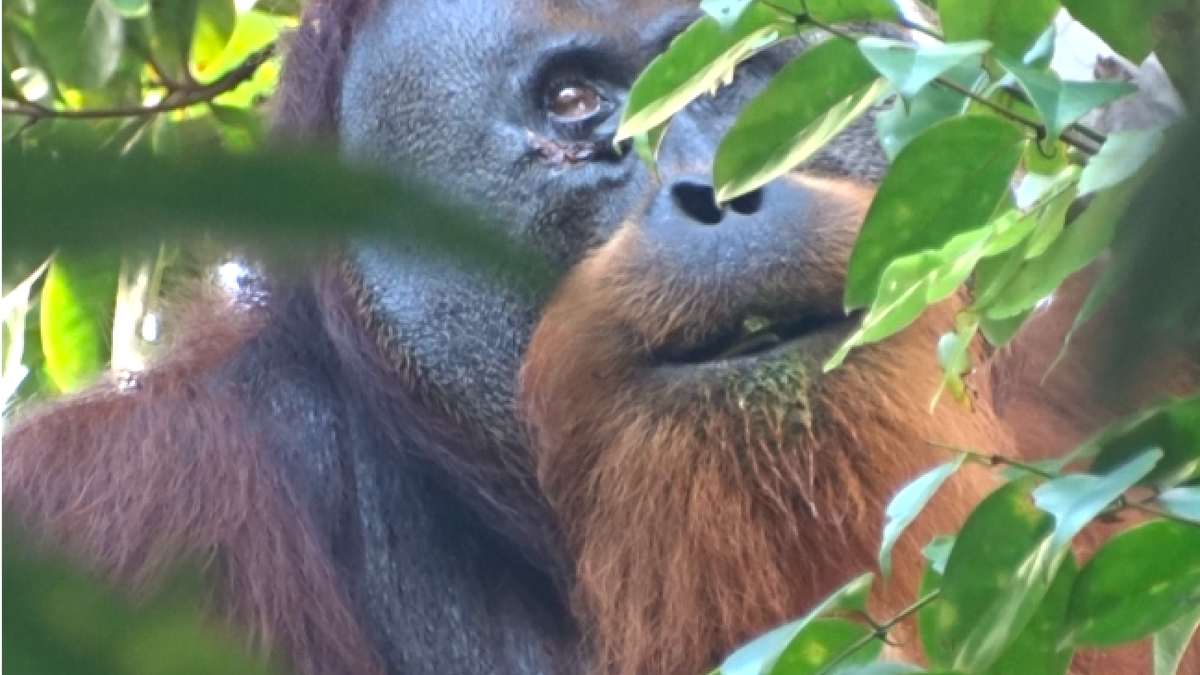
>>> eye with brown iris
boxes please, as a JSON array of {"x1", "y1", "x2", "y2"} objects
[{"x1": 549, "y1": 84, "x2": 601, "y2": 120}]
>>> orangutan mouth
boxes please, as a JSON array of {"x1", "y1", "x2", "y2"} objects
[{"x1": 655, "y1": 310, "x2": 861, "y2": 365}]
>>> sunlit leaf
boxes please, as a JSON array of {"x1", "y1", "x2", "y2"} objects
[
  {"x1": 874, "y1": 61, "x2": 979, "y2": 160},
  {"x1": 845, "y1": 116, "x2": 1025, "y2": 309},
  {"x1": 766, "y1": 619, "x2": 881, "y2": 675},
  {"x1": 615, "y1": 5, "x2": 793, "y2": 142},
  {"x1": 40, "y1": 251, "x2": 120, "y2": 393},
  {"x1": 1066, "y1": 520, "x2": 1200, "y2": 647},
  {"x1": 857, "y1": 37, "x2": 990, "y2": 101},
  {"x1": 996, "y1": 56, "x2": 1137, "y2": 142},
  {"x1": 713, "y1": 39, "x2": 886, "y2": 201},
  {"x1": 879, "y1": 455, "x2": 967, "y2": 579}
]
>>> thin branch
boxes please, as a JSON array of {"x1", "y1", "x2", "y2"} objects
[
  {"x1": 2, "y1": 44, "x2": 275, "y2": 122},
  {"x1": 927, "y1": 440, "x2": 1061, "y2": 479},
  {"x1": 814, "y1": 590, "x2": 942, "y2": 675}
]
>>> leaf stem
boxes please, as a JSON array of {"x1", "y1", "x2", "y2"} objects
[
  {"x1": 926, "y1": 440, "x2": 1060, "y2": 479},
  {"x1": 2, "y1": 44, "x2": 275, "y2": 123}
]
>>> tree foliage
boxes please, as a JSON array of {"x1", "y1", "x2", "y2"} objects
[{"x1": 3, "y1": 0, "x2": 1200, "y2": 673}]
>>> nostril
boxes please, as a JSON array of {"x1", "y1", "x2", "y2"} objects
[
  {"x1": 670, "y1": 180, "x2": 725, "y2": 225},
  {"x1": 729, "y1": 187, "x2": 764, "y2": 215}
]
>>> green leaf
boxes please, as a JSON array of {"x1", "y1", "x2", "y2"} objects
[
  {"x1": 981, "y1": 552, "x2": 1077, "y2": 675},
  {"x1": 845, "y1": 116, "x2": 1026, "y2": 309},
  {"x1": 874, "y1": 61, "x2": 978, "y2": 160},
  {"x1": 857, "y1": 37, "x2": 990, "y2": 101},
  {"x1": 1157, "y1": 486, "x2": 1200, "y2": 523},
  {"x1": 766, "y1": 619, "x2": 881, "y2": 675},
  {"x1": 713, "y1": 39, "x2": 886, "y2": 202},
  {"x1": 983, "y1": 181, "x2": 1130, "y2": 319},
  {"x1": 879, "y1": 455, "x2": 967, "y2": 579},
  {"x1": 1154, "y1": 605, "x2": 1200, "y2": 675},
  {"x1": 721, "y1": 574, "x2": 874, "y2": 675},
  {"x1": 191, "y1": 0, "x2": 236, "y2": 69},
  {"x1": 1078, "y1": 129, "x2": 1166, "y2": 196},
  {"x1": 1060, "y1": 0, "x2": 1191, "y2": 63},
  {"x1": 1074, "y1": 394, "x2": 1200, "y2": 488},
  {"x1": 978, "y1": 307, "x2": 1030, "y2": 348},
  {"x1": 1022, "y1": 183, "x2": 1077, "y2": 260},
  {"x1": 938, "y1": 0, "x2": 1059, "y2": 57},
  {"x1": 1066, "y1": 520, "x2": 1200, "y2": 647},
  {"x1": 934, "y1": 317, "x2": 978, "y2": 408},
  {"x1": 995, "y1": 56, "x2": 1138, "y2": 142},
  {"x1": 923, "y1": 535, "x2": 956, "y2": 576},
  {"x1": 32, "y1": 0, "x2": 125, "y2": 89},
  {"x1": 1032, "y1": 450, "x2": 1162, "y2": 551},
  {"x1": 922, "y1": 476, "x2": 1067, "y2": 673},
  {"x1": 110, "y1": 0, "x2": 149, "y2": 18},
  {"x1": 615, "y1": 5, "x2": 793, "y2": 142},
  {"x1": 706, "y1": 0, "x2": 901, "y2": 27},
  {"x1": 632, "y1": 119, "x2": 671, "y2": 179},
  {"x1": 40, "y1": 251, "x2": 120, "y2": 393}
]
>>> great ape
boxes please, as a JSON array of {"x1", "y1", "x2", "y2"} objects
[{"x1": 5, "y1": 0, "x2": 1196, "y2": 674}]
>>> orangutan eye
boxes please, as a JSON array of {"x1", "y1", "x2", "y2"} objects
[{"x1": 548, "y1": 83, "x2": 603, "y2": 120}]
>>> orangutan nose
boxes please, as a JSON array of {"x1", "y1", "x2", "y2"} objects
[{"x1": 668, "y1": 178, "x2": 766, "y2": 225}]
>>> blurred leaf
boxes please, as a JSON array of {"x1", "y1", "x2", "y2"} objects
[
  {"x1": 32, "y1": 0, "x2": 125, "y2": 89},
  {"x1": 845, "y1": 115, "x2": 1025, "y2": 309},
  {"x1": 1032, "y1": 450, "x2": 1162, "y2": 551},
  {"x1": 190, "y1": 0, "x2": 236, "y2": 70},
  {"x1": 857, "y1": 37, "x2": 990, "y2": 102},
  {"x1": 1060, "y1": 0, "x2": 1191, "y2": 63},
  {"x1": 1, "y1": 258, "x2": 50, "y2": 411},
  {"x1": 922, "y1": 535, "x2": 955, "y2": 576},
  {"x1": 978, "y1": 307, "x2": 1030, "y2": 348},
  {"x1": 632, "y1": 119, "x2": 670, "y2": 180},
  {"x1": 1154, "y1": 605, "x2": 1200, "y2": 675},
  {"x1": 4, "y1": 147, "x2": 559, "y2": 294},
  {"x1": 615, "y1": 5, "x2": 793, "y2": 142},
  {"x1": 1022, "y1": 183, "x2": 1076, "y2": 260},
  {"x1": 922, "y1": 476, "x2": 1068, "y2": 673},
  {"x1": 713, "y1": 39, "x2": 886, "y2": 202},
  {"x1": 934, "y1": 317, "x2": 978, "y2": 407},
  {"x1": 1157, "y1": 486, "x2": 1200, "y2": 522},
  {"x1": 879, "y1": 455, "x2": 966, "y2": 579},
  {"x1": 197, "y1": 9, "x2": 288, "y2": 82},
  {"x1": 111, "y1": 0, "x2": 150, "y2": 18},
  {"x1": 1066, "y1": 520, "x2": 1200, "y2": 647},
  {"x1": 995, "y1": 56, "x2": 1137, "y2": 142},
  {"x1": 1074, "y1": 394, "x2": 1200, "y2": 488},
  {"x1": 40, "y1": 251, "x2": 120, "y2": 393},
  {"x1": 938, "y1": 0, "x2": 1058, "y2": 57},
  {"x1": 980, "y1": 552, "x2": 1077, "y2": 675},
  {"x1": 3, "y1": 530, "x2": 277, "y2": 675},
  {"x1": 1078, "y1": 129, "x2": 1165, "y2": 196},
  {"x1": 721, "y1": 574, "x2": 873, "y2": 675}
]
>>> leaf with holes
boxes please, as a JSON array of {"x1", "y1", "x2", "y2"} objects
[
  {"x1": 858, "y1": 37, "x2": 990, "y2": 102},
  {"x1": 845, "y1": 116, "x2": 1025, "y2": 309},
  {"x1": 32, "y1": 0, "x2": 124, "y2": 89},
  {"x1": 938, "y1": 0, "x2": 1059, "y2": 57},
  {"x1": 713, "y1": 39, "x2": 886, "y2": 202},
  {"x1": 879, "y1": 455, "x2": 967, "y2": 579},
  {"x1": 996, "y1": 56, "x2": 1137, "y2": 142},
  {"x1": 1066, "y1": 520, "x2": 1200, "y2": 647},
  {"x1": 616, "y1": 5, "x2": 793, "y2": 142}
]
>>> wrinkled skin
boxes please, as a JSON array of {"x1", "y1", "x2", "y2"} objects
[{"x1": 7, "y1": 1, "x2": 1197, "y2": 675}]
